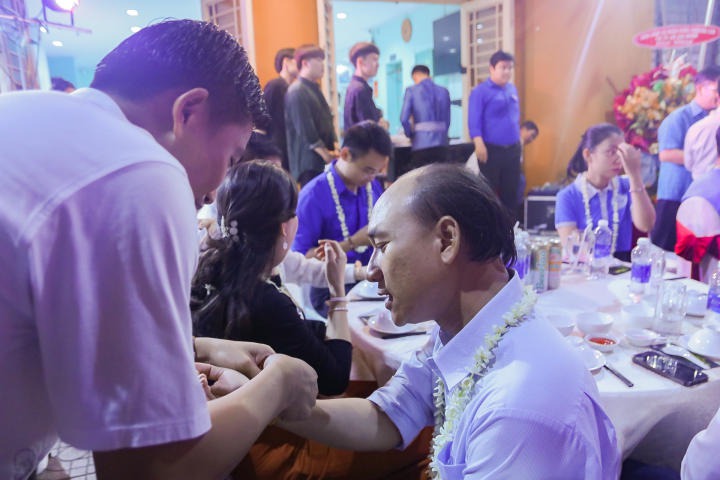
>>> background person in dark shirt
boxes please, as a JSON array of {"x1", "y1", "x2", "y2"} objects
[
  {"x1": 285, "y1": 45, "x2": 338, "y2": 180},
  {"x1": 263, "y1": 48, "x2": 297, "y2": 171},
  {"x1": 343, "y1": 42, "x2": 388, "y2": 132}
]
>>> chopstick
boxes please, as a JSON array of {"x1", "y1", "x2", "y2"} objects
[{"x1": 604, "y1": 363, "x2": 634, "y2": 387}]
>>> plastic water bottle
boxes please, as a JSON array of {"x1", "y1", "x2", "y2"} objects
[
  {"x1": 629, "y1": 238, "x2": 652, "y2": 295},
  {"x1": 590, "y1": 219, "x2": 612, "y2": 278},
  {"x1": 706, "y1": 261, "x2": 720, "y2": 319},
  {"x1": 514, "y1": 231, "x2": 530, "y2": 281},
  {"x1": 649, "y1": 245, "x2": 666, "y2": 294}
]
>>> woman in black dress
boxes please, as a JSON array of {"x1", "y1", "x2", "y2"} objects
[{"x1": 191, "y1": 160, "x2": 351, "y2": 395}]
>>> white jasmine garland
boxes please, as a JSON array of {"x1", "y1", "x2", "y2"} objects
[
  {"x1": 580, "y1": 174, "x2": 619, "y2": 253},
  {"x1": 428, "y1": 287, "x2": 538, "y2": 478},
  {"x1": 326, "y1": 170, "x2": 373, "y2": 253}
]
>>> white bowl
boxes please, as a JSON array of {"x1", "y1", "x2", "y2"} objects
[
  {"x1": 688, "y1": 328, "x2": 720, "y2": 359},
  {"x1": 621, "y1": 303, "x2": 655, "y2": 329},
  {"x1": 625, "y1": 328, "x2": 664, "y2": 347},
  {"x1": 544, "y1": 313, "x2": 575, "y2": 336},
  {"x1": 686, "y1": 290, "x2": 708, "y2": 317},
  {"x1": 585, "y1": 333, "x2": 620, "y2": 353},
  {"x1": 576, "y1": 345, "x2": 606, "y2": 373},
  {"x1": 575, "y1": 312, "x2": 614, "y2": 335}
]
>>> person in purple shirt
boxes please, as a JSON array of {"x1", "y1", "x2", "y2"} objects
[
  {"x1": 400, "y1": 64, "x2": 451, "y2": 170},
  {"x1": 468, "y1": 50, "x2": 521, "y2": 219},
  {"x1": 343, "y1": 42, "x2": 389, "y2": 132},
  {"x1": 280, "y1": 164, "x2": 621, "y2": 479},
  {"x1": 293, "y1": 121, "x2": 390, "y2": 314}
]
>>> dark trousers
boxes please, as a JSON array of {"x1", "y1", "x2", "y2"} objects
[
  {"x1": 651, "y1": 199, "x2": 681, "y2": 252},
  {"x1": 480, "y1": 142, "x2": 522, "y2": 221}
]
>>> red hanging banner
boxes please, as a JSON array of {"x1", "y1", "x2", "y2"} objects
[{"x1": 633, "y1": 24, "x2": 720, "y2": 49}]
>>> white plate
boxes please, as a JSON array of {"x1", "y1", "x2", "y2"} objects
[
  {"x1": 576, "y1": 346, "x2": 606, "y2": 373},
  {"x1": 352, "y1": 280, "x2": 385, "y2": 299},
  {"x1": 685, "y1": 331, "x2": 720, "y2": 360},
  {"x1": 625, "y1": 328, "x2": 664, "y2": 347},
  {"x1": 367, "y1": 315, "x2": 434, "y2": 335}
]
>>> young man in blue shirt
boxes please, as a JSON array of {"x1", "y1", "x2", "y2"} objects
[
  {"x1": 468, "y1": 50, "x2": 521, "y2": 219},
  {"x1": 293, "y1": 121, "x2": 391, "y2": 314}
]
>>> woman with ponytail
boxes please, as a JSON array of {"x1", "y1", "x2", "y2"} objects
[
  {"x1": 191, "y1": 160, "x2": 352, "y2": 396},
  {"x1": 555, "y1": 123, "x2": 655, "y2": 261}
]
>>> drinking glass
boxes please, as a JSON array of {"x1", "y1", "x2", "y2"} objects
[
  {"x1": 564, "y1": 230, "x2": 581, "y2": 272},
  {"x1": 654, "y1": 281, "x2": 687, "y2": 338}
]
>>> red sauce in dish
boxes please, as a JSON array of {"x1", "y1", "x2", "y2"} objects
[{"x1": 589, "y1": 337, "x2": 616, "y2": 345}]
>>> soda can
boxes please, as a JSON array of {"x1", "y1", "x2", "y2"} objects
[
  {"x1": 530, "y1": 241, "x2": 549, "y2": 293},
  {"x1": 548, "y1": 239, "x2": 562, "y2": 290}
]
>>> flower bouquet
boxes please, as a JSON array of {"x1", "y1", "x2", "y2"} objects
[{"x1": 613, "y1": 61, "x2": 697, "y2": 154}]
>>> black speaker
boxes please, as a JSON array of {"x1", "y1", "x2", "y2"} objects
[{"x1": 524, "y1": 195, "x2": 557, "y2": 232}]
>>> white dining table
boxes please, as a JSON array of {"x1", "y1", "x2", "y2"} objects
[{"x1": 346, "y1": 272, "x2": 720, "y2": 471}]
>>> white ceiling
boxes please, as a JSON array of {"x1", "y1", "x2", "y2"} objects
[{"x1": 25, "y1": 0, "x2": 201, "y2": 69}]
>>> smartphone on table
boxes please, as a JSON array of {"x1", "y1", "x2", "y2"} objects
[{"x1": 632, "y1": 351, "x2": 709, "y2": 387}]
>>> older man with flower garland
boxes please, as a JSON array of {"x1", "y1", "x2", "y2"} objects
[
  {"x1": 280, "y1": 164, "x2": 620, "y2": 479},
  {"x1": 293, "y1": 121, "x2": 390, "y2": 314}
]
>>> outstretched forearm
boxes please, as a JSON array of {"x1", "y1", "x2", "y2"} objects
[{"x1": 279, "y1": 398, "x2": 401, "y2": 451}]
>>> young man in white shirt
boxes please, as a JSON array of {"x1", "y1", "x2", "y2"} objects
[{"x1": 0, "y1": 19, "x2": 317, "y2": 480}]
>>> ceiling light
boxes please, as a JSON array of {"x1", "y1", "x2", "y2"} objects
[
  {"x1": 39, "y1": 25, "x2": 48, "y2": 33},
  {"x1": 51, "y1": 40, "x2": 63, "y2": 47},
  {"x1": 130, "y1": 26, "x2": 141, "y2": 33},
  {"x1": 443, "y1": 36, "x2": 450, "y2": 42},
  {"x1": 449, "y1": 48, "x2": 457, "y2": 53},
  {"x1": 336, "y1": 12, "x2": 347, "y2": 20},
  {"x1": 42, "y1": 0, "x2": 79, "y2": 13},
  {"x1": 126, "y1": 9, "x2": 139, "y2": 16},
  {"x1": 476, "y1": 23, "x2": 483, "y2": 30}
]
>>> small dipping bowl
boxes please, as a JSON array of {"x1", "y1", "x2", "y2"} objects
[
  {"x1": 585, "y1": 333, "x2": 619, "y2": 353},
  {"x1": 543, "y1": 313, "x2": 575, "y2": 336},
  {"x1": 621, "y1": 303, "x2": 655, "y2": 329},
  {"x1": 576, "y1": 312, "x2": 614, "y2": 335}
]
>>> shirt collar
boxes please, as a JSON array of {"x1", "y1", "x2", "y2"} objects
[
  {"x1": 574, "y1": 173, "x2": 612, "y2": 198},
  {"x1": 432, "y1": 272, "x2": 524, "y2": 391},
  {"x1": 352, "y1": 75, "x2": 370, "y2": 86},
  {"x1": 329, "y1": 160, "x2": 350, "y2": 196},
  {"x1": 71, "y1": 88, "x2": 128, "y2": 121},
  {"x1": 689, "y1": 100, "x2": 707, "y2": 118}
]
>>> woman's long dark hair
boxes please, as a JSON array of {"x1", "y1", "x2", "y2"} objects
[
  {"x1": 191, "y1": 160, "x2": 298, "y2": 340},
  {"x1": 566, "y1": 123, "x2": 622, "y2": 179}
]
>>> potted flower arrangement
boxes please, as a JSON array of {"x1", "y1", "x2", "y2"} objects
[{"x1": 613, "y1": 61, "x2": 697, "y2": 155}]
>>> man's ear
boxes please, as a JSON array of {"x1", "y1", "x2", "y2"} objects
[
  {"x1": 339, "y1": 146, "x2": 353, "y2": 162},
  {"x1": 436, "y1": 215, "x2": 461, "y2": 264},
  {"x1": 171, "y1": 88, "x2": 211, "y2": 139}
]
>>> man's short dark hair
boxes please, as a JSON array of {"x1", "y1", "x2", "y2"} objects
[
  {"x1": 490, "y1": 50, "x2": 514, "y2": 67},
  {"x1": 274, "y1": 48, "x2": 295, "y2": 73},
  {"x1": 411, "y1": 65, "x2": 430, "y2": 76},
  {"x1": 91, "y1": 19, "x2": 267, "y2": 127},
  {"x1": 349, "y1": 42, "x2": 380, "y2": 65},
  {"x1": 239, "y1": 131, "x2": 283, "y2": 163},
  {"x1": 695, "y1": 66, "x2": 720, "y2": 85},
  {"x1": 51, "y1": 77, "x2": 75, "y2": 91},
  {"x1": 294, "y1": 44, "x2": 325, "y2": 68},
  {"x1": 342, "y1": 120, "x2": 392, "y2": 159},
  {"x1": 521, "y1": 120, "x2": 539, "y2": 134},
  {"x1": 408, "y1": 164, "x2": 516, "y2": 266}
]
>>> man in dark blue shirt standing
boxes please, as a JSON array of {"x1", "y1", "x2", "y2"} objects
[
  {"x1": 468, "y1": 50, "x2": 521, "y2": 218},
  {"x1": 400, "y1": 64, "x2": 451, "y2": 169},
  {"x1": 343, "y1": 42, "x2": 388, "y2": 133}
]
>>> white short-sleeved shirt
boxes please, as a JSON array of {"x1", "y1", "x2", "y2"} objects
[{"x1": 0, "y1": 89, "x2": 210, "y2": 479}]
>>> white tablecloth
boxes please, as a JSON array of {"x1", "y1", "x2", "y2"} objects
[{"x1": 346, "y1": 273, "x2": 720, "y2": 471}]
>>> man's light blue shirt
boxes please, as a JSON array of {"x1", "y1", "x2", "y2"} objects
[
  {"x1": 292, "y1": 161, "x2": 382, "y2": 265},
  {"x1": 368, "y1": 274, "x2": 620, "y2": 479},
  {"x1": 657, "y1": 101, "x2": 707, "y2": 201}
]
